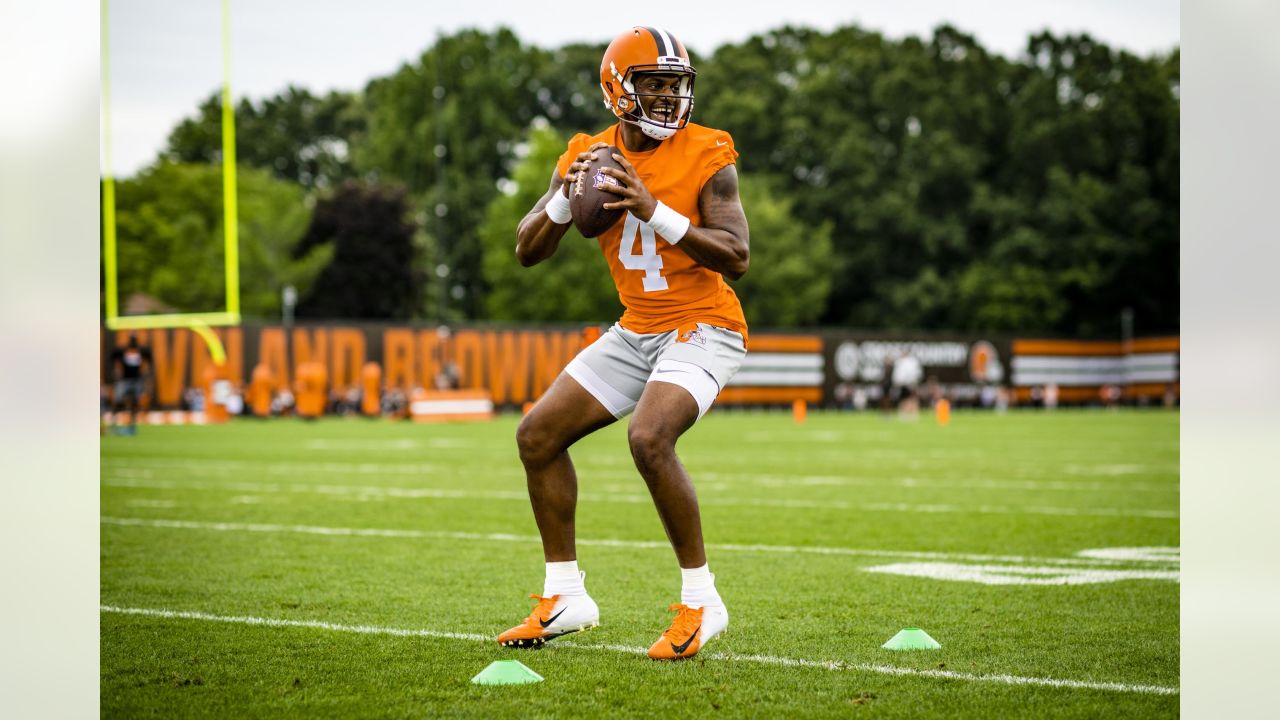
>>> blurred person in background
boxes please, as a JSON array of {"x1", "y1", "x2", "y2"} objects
[
  {"x1": 1044, "y1": 383, "x2": 1059, "y2": 410},
  {"x1": 1101, "y1": 384, "x2": 1123, "y2": 409},
  {"x1": 833, "y1": 382, "x2": 853, "y2": 410},
  {"x1": 381, "y1": 386, "x2": 408, "y2": 419},
  {"x1": 108, "y1": 334, "x2": 152, "y2": 435},
  {"x1": 922, "y1": 375, "x2": 942, "y2": 409},
  {"x1": 879, "y1": 355, "x2": 895, "y2": 417},
  {"x1": 435, "y1": 362, "x2": 461, "y2": 390},
  {"x1": 892, "y1": 351, "x2": 923, "y2": 417},
  {"x1": 271, "y1": 388, "x2": 295, "y2": 416},
  {"x1": 980, "y1": 383, "x2": 997, "y2": 409},
  {"x1": 995, "y1": 385, "x2": 1010, "y2": 414},
  {"x1": 434, "y1": 326, "x2": 461, "y2": 390},
  {"x1": 852, "y1": 386, "x2": 868, "y2": 411},
  {"x1": 225, "y1": 387, "x2": 245, "y2": 416},
  {"x1": 342, "y1": 385, "x2": 362, "y2": 416}
]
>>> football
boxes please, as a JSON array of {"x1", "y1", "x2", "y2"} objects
[{"x1": 569, "y1": 146, "x2": 626, "y2": 238}]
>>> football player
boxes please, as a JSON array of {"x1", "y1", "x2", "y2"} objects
[
  {"x1": 499, "y1": 26, "x2": 749, "y2": 661},
  {"x1": 108, "y1": 334, "x2": 153, "y2": 435}
]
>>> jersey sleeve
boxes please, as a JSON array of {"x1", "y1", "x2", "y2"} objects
[
  {"x1": 555, "y1": 133, "x2": 593, "y2": 180},
  {"x1": 697, "y1": 129, "x2": 739, "y2": 193}
]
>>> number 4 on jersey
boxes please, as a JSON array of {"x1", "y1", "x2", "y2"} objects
[{"x1": 619, "y1": 212, "x2": 669, "y2": 292}]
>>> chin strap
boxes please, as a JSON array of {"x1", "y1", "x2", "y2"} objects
[{"x1": 624, "y1": 116, "x2": 678, "y2": 141}]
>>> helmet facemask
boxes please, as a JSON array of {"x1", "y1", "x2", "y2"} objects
[{"x1": 606, "y1": 65, "x2": 696, "y2": 141}]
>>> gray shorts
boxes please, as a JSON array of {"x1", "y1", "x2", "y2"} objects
[{"x1": 566, "y1": 322, "x2": 747, "y2": 419}]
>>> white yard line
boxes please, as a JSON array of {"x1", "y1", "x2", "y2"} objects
[
  {"x1": 102, "y1": 458, "x2": 444, "y2": 476},
  {"x1": 99, "y1": 605, "x2": 1178, "y2": 696},
  {"x1": 101, "y1": 457, "x2": 1177, "y2": 494},
  {"x1": 1076, "y1": 547, "x2": 1179, "y2": 563},
  {"x1": 303, "y1": 438, "x2": 482, "y2": 451},
  {"x1": 101, "y1": 476, "x2": 1178, "y2": 520},
  {"x1": 717, "y1": 473, "x2": 1176, "y2": 494},
  {"x1": 100, "y1": 517, "x2": 1179, "y2": 568},
  {"x1": 124, "y1": 499, "x2": 177, "y2": 509},
  {"x1": 863, "y1": 562, "x2": 1180, "y2": 585}
]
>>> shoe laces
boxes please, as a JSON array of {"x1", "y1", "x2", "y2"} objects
[
  {"x1": 524, "y1": 593, "x2": 559, "y2": 625},
  {"x1": 664, "y1": 603, "x2": 704, "y2": 639}
]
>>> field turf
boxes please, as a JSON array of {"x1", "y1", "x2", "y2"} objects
[{"x1": 100, "y1": 409, "x2": 1179, "y2": 718}]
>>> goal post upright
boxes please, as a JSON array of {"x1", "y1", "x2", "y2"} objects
[
  {"x1": 101, "y1": 0, "x2": 241, "y2": 366},
  {"x1": 100, "y1": 0, "x2": 118, "y2": 322},
  {"x1": 221, "y1": 0, "x2": 240, "y2": 319}
]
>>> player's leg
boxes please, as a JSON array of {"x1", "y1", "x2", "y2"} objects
[
  {"x1": 500, "y1": 326, "x2": 649, "y2": 648},
  {"x1": 126, "y1": 381, "x2": 140, "y2": 431},
  {"x1": 516, "y1": 372, "x2": 617, "y2": 562},
  {"x1": 630, "y1": 325, "x2": 746, "y2": 660},
  {"x1": 110, "y1": 382, "x2": 124, "y2": 431},
  {"x1": 500, "y1": 374, "x2": 612, "y2": 648},
  {"x1": 627, "y1": 382, "x2": 704, "y2": 567},
  {"x1": 630, "y1": 371, "x2": 730, "y2": 660}
]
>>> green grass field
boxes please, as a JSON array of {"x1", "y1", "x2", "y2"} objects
[{"x1": 100, "y1": 409, "x2": 1179, "y2": 718}]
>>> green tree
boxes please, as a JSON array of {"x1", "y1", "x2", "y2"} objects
[
  {"x1": 359, "y1": 29, "x2": 547, "y2": 319},
  {"x1": 165, "y1": 86, "x2": 363, "y2": 191},
  {"x1": 138, "y1": 25, "x2": 1180, "y2": 335},
  {"x1": 358, "y1": 30, "x2": 627, "y2": 320},
  {"x1": 480, "y1": 124, "x2": 621, "y2": 322},
  {"x1": 108, "y1": 162, "x2": 328, "y2": 318},
  {"x1": 294, "y1": 181, "x2": 424, "y2": 319},
  {"x1": 730, "y1": 176, "x2": 834, "y2": 327},
  {"x1": 698, "y1": 25, "x2": 1178, "y2": 335}
]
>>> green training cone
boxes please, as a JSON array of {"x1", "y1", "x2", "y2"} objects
[
  {"x1": 470, "y1": 659, "x2": 545, "y2": 685},
  {"x1": 882, "y1": 627, "x2": 942, "y2": 650}
]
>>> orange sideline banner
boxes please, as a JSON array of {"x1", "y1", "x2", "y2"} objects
[{"x1": 102, "y1": 324, "x2": 1177, "y2": 410}]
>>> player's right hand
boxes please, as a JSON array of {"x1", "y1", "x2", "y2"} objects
[{"x1": 562, "y1": 142, "x2": 612, "y2": 197}]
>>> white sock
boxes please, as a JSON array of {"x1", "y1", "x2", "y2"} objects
[
  {"x1": 544, "y1": 561, "x2": 586, "y2": 597},
  {"x1": 680, "y1": 563, "x2": 723, "y2": 609}
]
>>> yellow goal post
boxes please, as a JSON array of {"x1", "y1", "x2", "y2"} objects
[{"x1": 100, "y1": 0, "x2": 239, "y2": 363}]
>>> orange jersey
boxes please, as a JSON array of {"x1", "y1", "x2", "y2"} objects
[{"x1": 556, "y1": 123, "x2": 748, "y2": 341}]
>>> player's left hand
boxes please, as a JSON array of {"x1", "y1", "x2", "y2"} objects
[{"x1": 598, "y1": 153, "x2": 658, "y2": 222}]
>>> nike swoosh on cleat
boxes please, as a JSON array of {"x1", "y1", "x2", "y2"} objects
[
  {"x1": 670, "y1": 626, "x2": 700, "y2": 655},
  {"x1": 539, "y1": 608, "x2": 567, "y2": 628}
]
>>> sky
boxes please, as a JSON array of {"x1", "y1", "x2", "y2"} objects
[{"x1": 102, "y1": 0, "x2": 1180, "y2": 177}]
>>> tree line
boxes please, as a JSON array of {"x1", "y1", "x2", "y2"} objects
[{"x1": 106, "y1": 24, "x2": 1178, "y2": 336}]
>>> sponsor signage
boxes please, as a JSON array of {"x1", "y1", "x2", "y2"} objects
[{"x1": 822, "y1": 334, "x2": 1013, "y2": 406}]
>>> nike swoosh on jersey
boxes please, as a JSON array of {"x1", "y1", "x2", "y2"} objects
[{"x1": 670, "y1": 626, "x2": 700, "y2": 654}]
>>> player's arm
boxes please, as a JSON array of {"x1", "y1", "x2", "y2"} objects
[
  {"x1": 514, "y1": 171, "x2": 572, "y2": 267},
  {"x1": 601, "y1": 157, "x2": 749, "y2": 281},
  {"x1": 514, "y1": 142, "x2": 611, "y2": 267},
  {"x1": 683, "y1": 165, "x2": 750, "y2": 280}
]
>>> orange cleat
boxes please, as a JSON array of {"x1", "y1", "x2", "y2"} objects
[
  {"x1": 647, "y1": 603, "x2": 728, "y2": 660},
  {"x1": 497, "y1": 593, "x2": 599, "y2": 648}
]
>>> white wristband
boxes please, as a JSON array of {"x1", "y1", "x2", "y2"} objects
[
  {"x1": 544, "y1": 189, "x2": 572, "y2": 224},
  {"x1": 646, "y1": 201, "x2": 691, "y2": 244}
]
